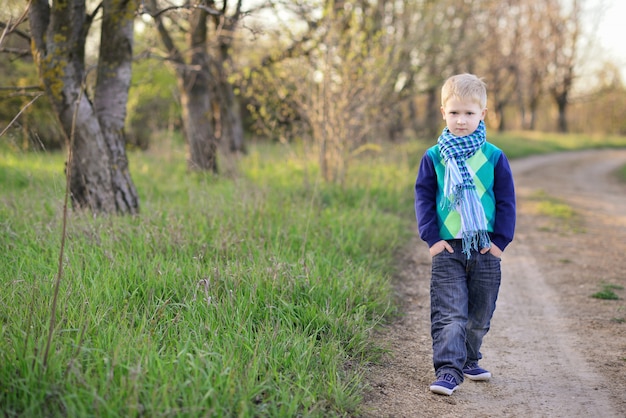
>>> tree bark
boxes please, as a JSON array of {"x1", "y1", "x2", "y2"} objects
[
  {"x1": 183, "y1": 5, "x2": 218, "y2": 172},
  {"x1": 212, "y1": 56, "x2": 245, "y2": 154},
  {"x1": 148, "y1": 0, "x2": 219, "y2": 172},
  {"x1": 211, "y1": 1, "x2": 245, "y2": 154},
  {"x1": 555, "y1": 90, "x2": 569, "y2": 133},
  {"x1": 29, "y1": 0, "x2": 139, "y2": 214},
  {"x1": 545, "y1": 0, "x2": 580, "y2": 134},
  {"x1": 95, "y1": 0, "x2": 140, "y2": 213},
  {"x1": 424, "y1": 87, "x2": 440, "y2": 139},
  {"x1": 180, "y1": 76, "x2": 218, "y2": 172}
]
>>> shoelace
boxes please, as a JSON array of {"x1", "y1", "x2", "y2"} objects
[
  {"x1": 464, "y1": 362, "x2": 479, "y2": 370},
  {"x1": 442, "y1": 374, "x2": 457, "y2": 383}
]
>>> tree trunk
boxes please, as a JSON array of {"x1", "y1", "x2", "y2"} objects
[
  {"x1": 528, "y1": 95, "x2": 539, "y2": 131},
  {"x1": 556, "y1": 94, "x2": 568, "y2": 133},
  {"x1": 496, "y1": 102, "x2": 506, "y2": 132},
  {"x1": 29, "y1": 0, "x2": 139, "y2": 214},
  {"x1": 182, "y1": 7, "x2": 218, "y2": 172},
  {"x1": 180, "y1": 76, "x2": 218, "y2": 172},
  {"x1": 214, "y1": 62, "x2": 245, "y2": 153},
  {"x1": 68, "y1": 97, "x2": 118, "y2": 213},
  {"x1": 424, "y1": 87, "x2": 440, "y2": 139},
  {"x1": 212, "y1": 33, "x2": 245, "y2": 154},
  {"x1": 95, "y1": 0, "x2": 140, "y2": 213},
  {"x1": 148, "y1": 0, "x2": 219, "y2": 172}
]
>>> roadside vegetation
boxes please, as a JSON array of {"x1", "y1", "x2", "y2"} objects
[
  {"x1": 2, "y1": 133, "x2": 626, "y2": 416},
  {"x1": 618, "y1": 164, "x2": 626, "y2": 183},
  {"x1": 526, "y1": 190, "x2": 583, "y2": 234},
  {"x1": 487, "y1": 131, "x2": 626, "y2": 159},
  {"x1": 591, "y1": 284, "x2": 623, "y2": 301},
  {"x1": 1, "y1": 140, "x2": 414, "y2": 417}
]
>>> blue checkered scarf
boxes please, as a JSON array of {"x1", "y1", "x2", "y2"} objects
[{"x1": 438, "y1": 120, "x2": 491, "y2": 258}]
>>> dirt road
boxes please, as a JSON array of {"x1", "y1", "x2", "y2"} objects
[{"x1": 362, "y1": 149, "x2": 626, "y2": 417}]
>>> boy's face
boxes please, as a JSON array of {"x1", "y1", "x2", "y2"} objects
[{"x1": 440, "y1": 97, "x2": 487, "y2": 137}]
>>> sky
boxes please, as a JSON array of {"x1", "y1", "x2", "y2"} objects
[{"x1": 589, "y1": 0, "x2": 626, "y2": 75}]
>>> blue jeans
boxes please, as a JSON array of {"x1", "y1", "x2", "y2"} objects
[{"x1": 430, "y1": 239, "x2": 501, "y2": 383}]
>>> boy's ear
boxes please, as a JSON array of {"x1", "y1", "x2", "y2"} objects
[
  {"x1": 440, "y1": 106, "x2": 446, "y2": 119},
  {"x1": 481, "y1": 108, "x2": 488, "y2": 120}
]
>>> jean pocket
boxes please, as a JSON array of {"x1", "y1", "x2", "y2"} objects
[
  {"x1": 486, "y1": 250, "x2": 501, "y2": 260},
  {"x1": 431, "y1": 249, "x2": 447, "y2": 258}
]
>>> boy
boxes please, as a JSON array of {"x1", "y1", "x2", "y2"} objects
[{"x1": 414, "y1": 73, "x2": 516, "y2": 395}]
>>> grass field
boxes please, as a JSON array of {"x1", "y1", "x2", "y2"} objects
[{"x1": 1, "y1": 132, "x2": 626, "y2": 417}]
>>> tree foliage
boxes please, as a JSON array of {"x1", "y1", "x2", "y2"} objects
[
  {"x1": 242, "y1": 2, "x2": 403, "y2": 183},
  {"x1": 0, "y1": 8, "x2": 64, "y2": 150},
  {"x1": 241, "y1": 0, "x2": 604, "y2": 142},
  {"x1": 2, "y1": 0, "x2": 624, "y2": 190}
]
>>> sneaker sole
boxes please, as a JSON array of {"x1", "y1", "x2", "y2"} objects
[
  {"x1": 429, "y1": 384, "x2": 457, "y2": 396},
  {"x1": 463, "y1": 372, "x2": 491, "y2": 381}
]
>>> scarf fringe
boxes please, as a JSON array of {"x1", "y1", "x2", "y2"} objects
[
  {"x1": 459, "y1": 186, "x2": 491, "y2": 258},
  {"x1": 462, "y1": 230, "x2": 491, "y2": 259}
]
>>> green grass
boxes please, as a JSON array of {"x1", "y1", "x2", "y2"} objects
[
  {"x1": 1, "y1": 131, "x2": 626, "y2": 416},
  {"x1": 0, "y1": 143, "x2": 415, "y2": 417},
  {"x1": 527, "y1": 190, "x2": 583, "y2": 233},
  {"x1": 536, "y1": 199, "x2": 575, "y2": 220},
  {"x1": 591, "y1": 284, "x2": 624, "y2": 300},
  {"x1": 488, "y1": 130, "x2": 626, "y2": 184},
  {"x1": 488, "y1": 130, "x2": 626, "y2": 159},
  {"x1": 617, "y1": 163, "x2": 626, "y2": 183}
]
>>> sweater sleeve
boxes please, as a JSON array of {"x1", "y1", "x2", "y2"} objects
[
  {"x1": 490, "y1": 152, "x2": 516, "y2": 250},
  {"x1": 414, "y1": 151, "x2": 441, "y2": 247}
]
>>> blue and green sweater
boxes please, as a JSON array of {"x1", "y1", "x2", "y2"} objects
[{"x1": 414, "y1": 142, "x2": 516, "y2": 250}]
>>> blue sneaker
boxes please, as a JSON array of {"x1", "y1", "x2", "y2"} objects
[
  {"x1": 463, "y1": 362, "x2": 491, "y2": 381},
  {"x1": 429, "y1": 373, "x2": 459, "y2": 395}
]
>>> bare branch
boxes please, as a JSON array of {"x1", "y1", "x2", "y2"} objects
[
  {"x1": 0, "y1": 23, "x2": 31, "y2": 42},
  {"x1": 143, "y1": 0, "x2": 185, "y2": 65},
  {"x1": 0, "y1": 47, "x2": 31, "y2": 57},
  {"x1": 0, "y1": 85, "x2": 43, "y2": 92},
  {"x1": 0, "y1": 93, "x2": 44, "y2": 139},
  {"x1": 0, "y1": 2, "x2": 32, "y2": 44},
  {"x1": 140, "y1": 2, "x2": 222, "y2": 19}
]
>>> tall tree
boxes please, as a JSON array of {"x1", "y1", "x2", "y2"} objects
[
  {"x1": 145, "y1": 0, "x2": 246, "y2": 172},
  {"x1": 415, "y1": 0, "x2": 487, "y2": 137},
  {"x1": 29, "y1": 0, "x2": 139, "y2": 214},
  {"x1": 519, "y1": 0, "x2": 552, "y2": 130},
  {"x1": 210, "y1": 0, "x2": 245, "y2": 154},
  {"x1": 478, "y1": 0, "x2": 522, "y2": 132},
  {"x1": 545, "y1": 0, "x2": 582, "y2": 133}
]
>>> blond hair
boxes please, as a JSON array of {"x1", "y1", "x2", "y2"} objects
[{"x1": 441, "y1": 73, "x2": 487, "y2": 109}]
